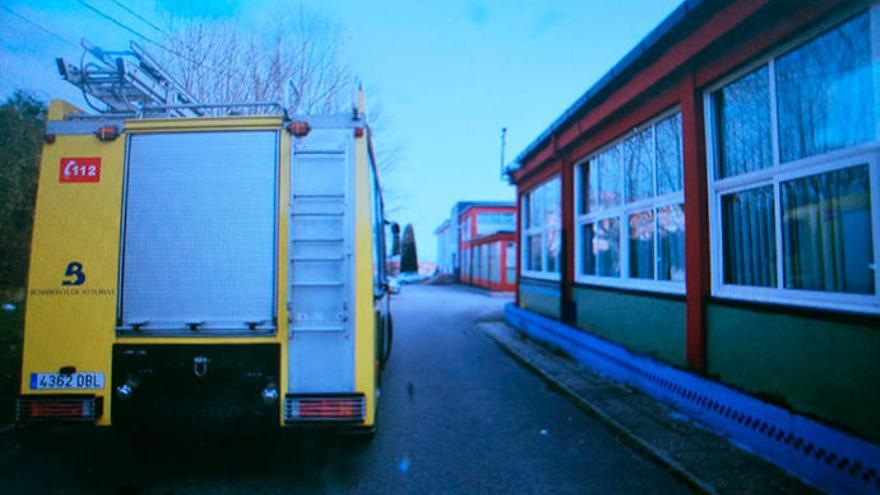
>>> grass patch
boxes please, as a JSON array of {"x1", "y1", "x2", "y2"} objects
[{"x1": 0, "y1": 304, "x2": 24, "y2": 419}]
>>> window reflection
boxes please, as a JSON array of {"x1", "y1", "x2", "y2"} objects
[
  {"x1": 713, "y1": 66, "x2": 772, "y2": 178},
  {"x1": 528, "y1": 234, "x2": 542, "y2": 272},
  {"x1": 522, "y1": 176, "x2": 561, "y2": 275},
  {"x1": 577, "y1": 111, "x2": 685, "y2": 286},
  {"x1": 657, "y1": 205, "x2": 686, "y2": 281},
  {"x1": 722, "y1": 186, "x2": 776, "y2": 287},
  {"x1": 777, "y1": 12, "x2": 874, "y2": 162},
  {"x1": 628, "y1": 210, "x2": 655, "y2": 279},
  {"x1": 656, "y1": 113, "x2": 683, "y2": 195},
  {"x1": 544, "y1": 178, "x2": 561, "y2": 272},
  {"x1": 781, "y1": 165, "x2": 874, "y2": 293},
  {"x1": 588, "y1": 148, "x2": 624, "y2": 211},
  {"x1": 625, "y1": 127, "x2": 654, "y2": 202},
  {"x1": 583, "y1": 218, "x2": 620, "y2": 277}
]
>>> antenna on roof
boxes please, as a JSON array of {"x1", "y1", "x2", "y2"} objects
[{"x1": 356, "y1": 81, "x2": 366, "y2": 118}]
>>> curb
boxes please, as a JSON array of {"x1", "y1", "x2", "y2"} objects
[
  {"x1": 443, "y1": 283, "x2": 515, "y2": 298},
  {"x1": 484, "y1": 328, "x2": 718, "y2": 495}
]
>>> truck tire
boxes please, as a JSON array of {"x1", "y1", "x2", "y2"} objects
[{"x1": 380, "y1": 314, "x2": 393, "y2": 369}]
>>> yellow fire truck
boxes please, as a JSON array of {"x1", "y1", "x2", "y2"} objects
[{"x1": 15, "y1": 44, "x2": 395, "y2": 435}]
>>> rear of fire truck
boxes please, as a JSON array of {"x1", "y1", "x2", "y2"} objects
[{"x1": 15, "y1": 41, "x2": 392, "y2": 435}]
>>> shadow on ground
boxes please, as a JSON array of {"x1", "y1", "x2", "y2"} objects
[{"x1": 3, "y1": 427, "x2": 380, "y2": 494}]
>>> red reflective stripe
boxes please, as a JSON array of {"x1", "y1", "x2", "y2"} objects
[
  {"x1": 298, "y1": 400, "x2": 359, "y2": 418},
  {"x1": 27, "y1": 401, "x2": 86, "y2": 418}
]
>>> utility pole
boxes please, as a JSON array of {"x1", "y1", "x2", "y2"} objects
[{"x1": 499, "y1": 127, "x2": 507, "y2": 181}]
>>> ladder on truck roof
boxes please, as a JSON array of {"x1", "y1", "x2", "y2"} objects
[
  {"x1": 57, "y1": 39, "x2": 202, "y2": 117},
  {"x1": 56, "y1": 39, "x2": 283, "y2": 118}
]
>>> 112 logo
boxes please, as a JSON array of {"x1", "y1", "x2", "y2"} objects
[{"x1": 59, "y1": 157, "x2": 101, "y2": 183}]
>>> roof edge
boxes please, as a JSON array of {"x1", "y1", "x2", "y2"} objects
[{"x1": 511, "y1": 0, "x2": 707, "y2": 169}]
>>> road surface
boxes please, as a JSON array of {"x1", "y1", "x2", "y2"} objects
[{"x1": 0, "y1": 284, "x2": 691, "y2": 494}]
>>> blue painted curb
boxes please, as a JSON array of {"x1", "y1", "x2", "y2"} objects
[{"x1": 505, "y1": 303, "x2": 880, "y2": 495}]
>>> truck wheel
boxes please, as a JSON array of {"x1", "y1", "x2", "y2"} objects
[{"x1": 380, "y1": 314, "x2": 393, "y2": 368}]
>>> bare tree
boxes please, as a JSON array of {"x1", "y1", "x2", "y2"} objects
[
  {"x1": 158, "y1": 9, "x2": 400, "y2": 201},
  {"x1": 365, "y1": 94, "x2": 404, "y2": 214},
  {"x1": 160, "y1": 9, "x2": 352, "y2": 115}
]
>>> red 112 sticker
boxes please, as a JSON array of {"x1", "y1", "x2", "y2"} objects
[{"x1": 59, "y1": 157, "x2": 101, "y2": 183}]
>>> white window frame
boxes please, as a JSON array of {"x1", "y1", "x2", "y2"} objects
[
  {"x1": 704, "y1": 3, "x2": 880, "y2": 315},
  {"x1": 521, "y1": 175, "x2": 562, "y2": 281},
  {"x1": 573, "y1": 108, "x2": 686, "y2": 295}
]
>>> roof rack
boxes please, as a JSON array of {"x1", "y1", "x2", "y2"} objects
[{"x1": 56, "y1": 39, "x2": 203, "y2": 117}]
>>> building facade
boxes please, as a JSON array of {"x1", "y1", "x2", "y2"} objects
[
  {"x1": 458, "y1": 203, "x2": 516, "y2": 291},
  {"x1": 461, "y1": 230, "x2": 517, "y2": 291},
  {"x1": 475, "y1": 233, "x2": 517, "y2": 291},
  {"x1": 433, "y1": 202, "x2": 475, "y2": 276},
  {"x1": 509, "y1": 0, "x2": 880, "y2": 445},
  {"x1": 434, "y1": 201, "x2": 515, "y2": 277},
  {"x1": 434, "y1": 219, "x2": 454, "y2": 275}
]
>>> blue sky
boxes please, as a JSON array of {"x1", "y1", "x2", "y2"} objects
[{"x1": 1, "y1": 0, "x2": 681, "y2": 263}]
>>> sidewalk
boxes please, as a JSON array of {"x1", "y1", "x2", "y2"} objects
[{"x1": 480, "y1": 321, "x2": 819, "y2": 495}]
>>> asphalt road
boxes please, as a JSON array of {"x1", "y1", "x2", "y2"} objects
[{"x1": 0, "y1": 284, "x2": 691, "y2": 494}]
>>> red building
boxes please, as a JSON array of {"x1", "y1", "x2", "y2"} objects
[
  {"x1": 458, "y1": 203, "x2": 516, "y2": 291},
  {"x1": 505, "y1": 1, "x2": 880, "y2": 490}
]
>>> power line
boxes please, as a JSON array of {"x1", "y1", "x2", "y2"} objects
[
  {"x1": 0, "y1": 4, "x2": 80, "y2": 50},
  {"x1": 74, "y1": 0, "x2": 241, "y2": 80},
  {"x1": 75, "y1": 0, "x2": 159, "y2": 47},
  {"x1": 109, "y1": 0, "x2": 168, "y2": 35}
]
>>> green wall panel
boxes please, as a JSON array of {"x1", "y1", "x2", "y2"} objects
[
  {"x1": 519, "y1": 280, "x2": 560, "y2": 320},
  {"x1": 573, "y1": 286, "x2": 687, "y2": 367},
  {"x1": 706, "y1": 303, "x2": 880, "y2": 443}
]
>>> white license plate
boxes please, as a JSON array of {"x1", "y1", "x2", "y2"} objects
[{"x1": 30, "y1": 372, "x2": 105, "y2": 390}]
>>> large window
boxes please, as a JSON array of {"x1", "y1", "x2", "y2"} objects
[
  {"x1": 575, "y1": 111, "x2": 686, "y2": 292},
  {"x1": 506, "y1": 241, "x2": 516, "y2": 284},
  {"x1": 477, "y1": 212, "x2": 515, "y2": 235},
  {"x1": 521, "y1": 176, "x2": 561, "y2": 279},
  {"x1": 482, "y1": 244, "x2": 491, "y2": 281},
  {"x1": 706, "y1": 9, "x2": 880, "y2": 314},
  {"x1": 490, "y1": 242, "x2": 502, "y2": 283}
]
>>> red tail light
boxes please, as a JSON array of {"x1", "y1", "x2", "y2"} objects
[
  {"x1": 285, "y1": 393, "x2": 365, "y2": 423},
  {"x1": 16, "y1": 395, "x2": 102, "y2": 422},
  {"x1": 300, "y1": 400, "x2": 356, "y2": 419},
  {"x1": 29, "y1": 402, "x2": 84, "y2": 418}
]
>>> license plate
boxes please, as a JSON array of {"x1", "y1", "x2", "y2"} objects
[{"x1": 30, "y1": 372, "x2": 105, "y2": 390}]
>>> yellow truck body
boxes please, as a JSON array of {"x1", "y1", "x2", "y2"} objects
[{"x1": 17, "y1": 100, "x2": 392, "y2": 433}]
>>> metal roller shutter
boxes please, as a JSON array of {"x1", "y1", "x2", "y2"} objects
[{"x1": 119, "y1": 131, "x2": 277, "y2": 334}]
